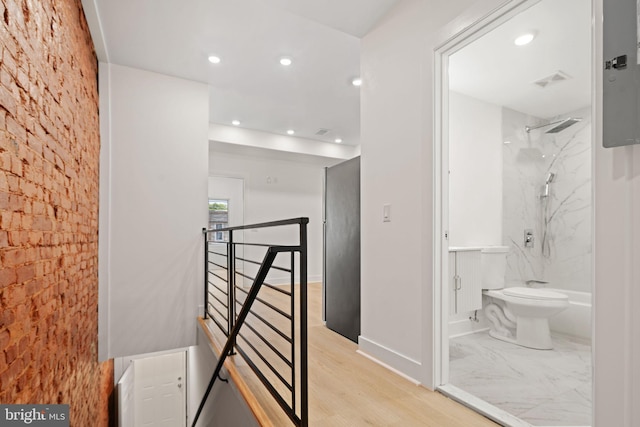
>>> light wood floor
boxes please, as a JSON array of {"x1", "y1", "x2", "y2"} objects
[{"x1": 201, "y1": 282, "x2": 498, "y2": 426}]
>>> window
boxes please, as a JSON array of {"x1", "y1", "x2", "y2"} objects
[{"x1": 208, "y1": 199, "x2": 229, "y2": 242}]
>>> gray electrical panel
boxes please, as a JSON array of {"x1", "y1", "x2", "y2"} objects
[{"x1": 603, "y1": 0, "x2": 640, "y2": 147}]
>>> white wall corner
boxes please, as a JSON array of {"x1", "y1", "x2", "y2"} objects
[{"x1": 80, "y1": 0, "x2": 109, "y2": 62}]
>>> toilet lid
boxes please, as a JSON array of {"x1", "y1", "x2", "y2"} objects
[{"x1": 503, "y1": 287, "x2": 568, "y2": 300}]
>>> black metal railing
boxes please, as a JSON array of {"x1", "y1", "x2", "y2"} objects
[{"x1": 193, "y1": 218, "x2": 309, "y2": 427}]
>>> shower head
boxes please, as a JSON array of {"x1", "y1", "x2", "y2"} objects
[
  {"x1": 525, "y1": 117, "x2": 582, "y2": 133},
  {"x1": 545, "y1": 117, "x2": 581, "y2": 133},
  {"x1": 545, "y1": 172, "x2": 556, "y2": 184},
  {"x1": 541, "y1": 172, "x2": 556, "y2": 198}
]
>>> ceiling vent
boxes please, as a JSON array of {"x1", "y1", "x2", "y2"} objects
[
  {"x1": 533, "y1": 70, "x2": 571, "y2": 89},
  {"x1": 315, "y1": 128, "x2": 330, "y2": 136}
]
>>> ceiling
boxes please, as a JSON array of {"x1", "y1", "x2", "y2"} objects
[
  {"x1": 449, "y1": 0, "x2": 591, "y2": 119},
  {"x1": 90, "y1": 0, "x2": 400, "y2": 147},
  {"x1": 87, "y1": 0, "x2": 591, "y2": 149}
]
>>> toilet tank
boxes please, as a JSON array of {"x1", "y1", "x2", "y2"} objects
[{"x1": 481, "y1": 246, "x2": 509, "y2": 289}]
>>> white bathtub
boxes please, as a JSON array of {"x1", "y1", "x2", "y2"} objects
[{"x1": 548, "y1": 288, "x2": 592, "y2": 342}]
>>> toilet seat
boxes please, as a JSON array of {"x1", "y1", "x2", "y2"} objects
[{"x1": 503, "y1": 287, "x2": 568, "y2": 301}]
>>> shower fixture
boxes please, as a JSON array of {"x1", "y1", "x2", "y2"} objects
[
  {"x1": 545, "y1": 171, "x2": 556, "y2": 184},
  {"x1": 525, "y1": 117, "x2": 582, "y2": 134},
  {"x1": 541, "y1": 172, "x2": 555, "y2": 198}
]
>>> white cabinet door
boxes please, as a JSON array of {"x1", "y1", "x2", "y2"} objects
[{"x1": 449, "y1": 250, "x2": 482, "y2": 314}]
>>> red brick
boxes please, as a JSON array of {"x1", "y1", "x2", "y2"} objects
[
  {"x1": 1, "y1": 309, "x2": 16, "y2": 328},
  {"x1": 0, "y1": 269, "x2": 17, "y2": 288},
  {"x1": 26, "y1": 133, "x2": 42, "y2": 154},
  {"x1": 6, "y1": 174, "x2": 19, "y2": 191},
  {"x1": 27, "y1": 231, "x2": 41, "y2": 245},
  {"x1": 5, "y1": 115, "x2": 26, "y2": 142},
  {"x1": 5, "y1": 344, "x2": 17, "y2": 364},
  {"x1": 0, "y1": 350, "x2": 6, "y2": 374},
  {"x1": 0, "y1": 171, "x2": 7, "y2": 191},
  {"x1": 8, "y1": 230, "x2": 28, "y2": 246},
  {"x1": 16, "y1": 265, "x2": 34, "y2": 283},
  {"x1": 0, "y1": 191, "x2": 7, "y2": 209},
  {"x1": 31, "y1": 216, "x2": 51, "y2": 231},
  {"x1": 0, "y1": 83, "x2": 17, "y2": 117},
  {"x1": 2, "y1": 249, "x2": 26, "y2": 267},
  {"x1": 15, "y1": 67, "x2": 28, "y2": 92},
  {"x1": 18, "y1": 180, "x2": 36, "y2": 197},
  {"x1": 7, "y1": 193, "x2": 24, "y2": 211},
  {"x1": 0, "y1": 330, "x2": 10, "y2": 350},
  {"x1": 1, "y1": 285, "x2": 26, "y2": 307},
  {"x1": 9, "y1": 155, "x2": 22, "y2": 176}
]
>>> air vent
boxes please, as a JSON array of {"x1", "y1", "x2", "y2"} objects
[
  {"x1": 315, "y1": 128, "x2": 329, "y2": 136},
  {"x1": 533, "y1": 70, "x2": 571, "y2": 88}
]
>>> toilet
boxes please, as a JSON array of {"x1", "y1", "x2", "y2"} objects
[{"x1": 481, "y1": 247, "x2": 569, "y2": 350}]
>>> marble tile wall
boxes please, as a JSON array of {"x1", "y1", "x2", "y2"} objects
[{"x1": 501, "y1": 107, "x2": 592, "y2": 293}]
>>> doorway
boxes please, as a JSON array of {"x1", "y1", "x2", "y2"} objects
[
  {"x1": 208, "y1": 176, "x2": 245, "y2": 280},
  {"x1": 434, "y1": 1, "x2": 593, "y2": 425},
  {"x1": 134, "y1": 351, "x2": 187, "y2": 427}
]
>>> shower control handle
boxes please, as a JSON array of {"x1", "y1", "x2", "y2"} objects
[{"x1": 524, "y1": 229, "x2": 534, "y2": 248}]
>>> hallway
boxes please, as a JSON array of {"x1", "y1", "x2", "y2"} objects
[{"x1": 203, "y1": 282, "x2": 499, "y2": 426}]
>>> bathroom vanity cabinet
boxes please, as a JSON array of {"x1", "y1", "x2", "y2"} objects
[{"x1": 448, "y1": 248, "x2": 483, "y2": 314}]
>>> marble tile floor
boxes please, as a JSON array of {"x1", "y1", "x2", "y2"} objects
[{"x1": 449, "y1": 331, "x2": 592, "y2": 426}]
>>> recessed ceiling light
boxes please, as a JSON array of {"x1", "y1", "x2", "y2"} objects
[
  {"x1": 514, "y1": 32, "x2": 536, "y2": 46},
  {"x1": 286, "y1": 129, "x2": 295, "y2": 135},
  {"x1": 334, "y1": 138, "x2": 342, "y2": 143},
  {"x1": 280, "y1": 57, "x2": 292, "y2": 66},
  {"x1": 231, "y1": 120, "x2": 240, "y2": 126},
  {"x1": 208, "y1": 55, "x2": 221, "y2": 64},
  {"x1": 351, "y1": 77, "x2": 362, "y2": 87}
]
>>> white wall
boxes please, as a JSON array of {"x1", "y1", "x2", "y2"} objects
[
  {"x1": 99, "y1": 63, "x2": 209, "y2": 359},
  {"x1": 449, "y1": 91, "x2": 503, "y2": 247},
  {"x1": 209, "y1": 146, "x2": 326, "y2": 283},
  {"x1": 593, "y1": 1, "x2": 640, "y2": 425},
  {"x1": 360, "y1": 0, "x2": 504, "y2": 384}
]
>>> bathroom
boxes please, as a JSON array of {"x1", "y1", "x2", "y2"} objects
[{"x1": 442, "y1": 0, "x2": 592, "y2": 426}]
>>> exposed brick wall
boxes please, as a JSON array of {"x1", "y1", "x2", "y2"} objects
[{"x1": 0, "y1": 0, "x2": 112, "y2": 425}]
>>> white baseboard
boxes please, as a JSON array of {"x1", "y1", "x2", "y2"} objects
[
  {"x1": 357, "y1": 335, "x2": 423, "y2": 383},
  {"x1": 356, "y1": 350, "x2": 421, "y2": 385}
]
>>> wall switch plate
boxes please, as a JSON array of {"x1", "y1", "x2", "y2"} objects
[{"x1": 383, "y1": 204, "x2": 391, "y2": 222}]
